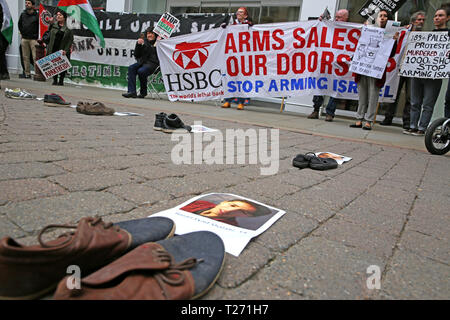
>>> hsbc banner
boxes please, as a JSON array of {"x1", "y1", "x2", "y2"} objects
[
  {"x1": 158, "y1": 21, "x2": 409, "y2": 102},
  {"x1": 158, "y1": 27, "x2": 227, "y2": 101}
]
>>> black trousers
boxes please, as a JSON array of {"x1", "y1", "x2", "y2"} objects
[{"x1": 0, "y1": 35, "x2": 9, "y2": 75}]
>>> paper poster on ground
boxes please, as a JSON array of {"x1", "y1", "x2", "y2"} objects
[
  {"x1": 315, "y1": 152, "x2": 352, "y2": 165},
  {"x1": 150, "y1": 193, "x2": 285, "y2": 256},
  {"x1": 399, "y1": 31, "x2": 450, "y2": 79},
  {"x1": 350, "y1": 25, "x2": 395, "y2": 79}
]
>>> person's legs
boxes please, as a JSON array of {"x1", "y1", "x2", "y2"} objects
[
  {"x1": 325, "y1": 97, "x2": 337, "y2": 116},
  {"x1": 21, "y1": 39, "x2": 32, "y2": 76},
  {"x1": 409, "y1": 78, "x2": 424, "y2": 130},
  {"x1": 308, "y1": 95, "x2": 323, "y2": 118},
  {"x1": 363, "y1": 77, "x2": 380, "y2": 124},
  {"x1": 127, "y1": 63, "x2": 140, "y2": 94},
  {"x1": 418, "y1": 79, "x2": 442, "y2": 131},
  {"x1": 445, "y1": 79, "x2": 450, "y2": 118},
  {"x1": 137, "y1": 65, "x2": 152, "y2": 96},
  {"x1": 356, "y1": 76, "x2": 369, "y2": 121},
  {"x1": 402, "y1": 77, "x2": 411, "y2": 128}
]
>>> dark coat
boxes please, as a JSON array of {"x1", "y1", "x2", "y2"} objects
[
  {"x1": 134, "y1": 39, "x2": 159, "y2": 68},
  {"x1": 47, "y1": 22, "x2": 74, "y2": 56},
  {"x1": 18, "y1": 9, "x2": 39, "y2": 40}
]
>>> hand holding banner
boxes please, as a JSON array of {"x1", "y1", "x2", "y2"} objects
[{"x1": 36, "y1": 50, "x2": 72, "y2": 79}]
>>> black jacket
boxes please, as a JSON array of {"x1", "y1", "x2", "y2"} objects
[
  {"x1": 134, "y1": 39, "x2": 159, "y2": 68},
  {"x1": 19, "y1": 9, "x2": 39, "y2": 40}
]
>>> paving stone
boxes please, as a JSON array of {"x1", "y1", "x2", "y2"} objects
[
  {"x1": 381, "y1": 249, "x2": 450, "y2": 299},
  {"x1": 106, "y1": 183, "x2": 172, "y2": 205},
  {"x1": 1, "y1": 192, "x2": 136, "y2": 233},
  {"x1": 0, "y1": 150, "x2": 67, "y2": 164},
  {"x1": 0, "y1": 178, "x2": 67, "y2": 204},
  {"x1": 49, "y1": 170, "x2": 144, "y2": 191},
  {"x1": 398, "y1": 229, "x2": 449, "y2": 265},
  {"x1": 0, "y1": 162, "x2": 66, "y2": 181},
  {"x1": 0, "y1": 215, "x2": 26, "y2": 238},
  {"x1": 260, "y1": 236, "x2": 385, "y2": 299}
]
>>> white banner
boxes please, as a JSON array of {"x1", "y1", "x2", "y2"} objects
[
  {"x1": 399, "y1": 31, "x2": 450, "y2": 79},
  {"x1": 350, "y1": 25, "x2": 395, "y2": 79},
  {"x1": 157, "y1": 27, "x2": 227, "y2": 101},
  {"x1": 158, "y1": 21, "x2": 409, "y2": 102}
]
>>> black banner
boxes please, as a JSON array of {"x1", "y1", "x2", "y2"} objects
[{"x1": 359, "y1": 0, "x2": 408, "y2": 20}]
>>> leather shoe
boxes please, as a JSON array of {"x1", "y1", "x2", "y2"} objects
[
  {"x1": 0, "y1": 216, "x2": 175, "y2": 299},
  {"x1": 122, "y1": 92, "x2": 137, "y2": 98}
]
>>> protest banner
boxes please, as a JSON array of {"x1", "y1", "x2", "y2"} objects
[
  {"x1": 158, "y1": 20, "x2": 408, "y2": 102},
  {"x1": 38, "y1": 5, "x2": 231, "y2": 90},
  {"x1": 151, "y1": 193, "x2": 285, "y2": 256},
  {"x1": 359, "y1": 0, "x2": 408, "y2": 23},
  {"x1": 350, "y1": 25, "x2": 395, "y2": 79},
  {"x1": 36, "y1": 50, "x2": 72, "y2": 79},
  {"x1": 399, "y1": 31, "x2": 450, "y2": 79},
  {"x1": 154, "y1": 12, "x2": 180, "y2": 39}
]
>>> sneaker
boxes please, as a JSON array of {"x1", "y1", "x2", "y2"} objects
[
  {"x1": 237, "y1": 103, "x2": 244, "y2": 110},
  {"x1": 307, "y1": 111, "x2": 319, "y2": 119},
  {"x1": 153, "y1": 112, "x2": 167, "y2": 131},
  {"x1": 44, "y1": 93, "x2": 70, "y2": 107},
  {"x1": 76, "y1": 101, "x2": 115, "y2": 115},
  {"x1": 162, "y1": 113, "x2": 192, "y2": 133},
  {"x1": 412, "y1": 130, "x2": 425, "y2": 136},
  {"x1": 5, "y1": 88, "x2": 36, "y2": 100},
  {"x1": 221, "y1": 102, "x2": 231, "y2": 108}
]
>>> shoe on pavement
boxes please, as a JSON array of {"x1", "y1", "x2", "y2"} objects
[
  {"x1": 307, "y1": 111, "x2": 319, "y2": 119},
  {"x1": 53, "y1": 231, "x2": 225, "y2": 300},
  {"x1": 76, "y1": 101, "x2": 115, "y2": 115},
  {"x1": 5, "y1": 88, "x2": 36, "y2": 100},
  {"x1": 403, "y1": 128, "x2": 417, "y2": 135},
  {"x1": 122, "y1": 92, "x2": 137, "y2": 98},
  {"x1": 379, "y1": 118, "x2": 393, "y2": 126},
  {"x1": 153, "y1": 112, "x2": 167, "y2": 131},
  {"x1": 162, "y1": 113, "x2": 192, "y2": 133},
  {"x1": 0, "y1": 216, "x2": 175, "y2": 299},
  {"x1": 44, "y1": 93, "x2": 70, "y2": 107},
  {"x1": 412, "y1": 130, "x2": 425, "y2": 136},
  {"x1": 325, "y1": 114, "x2": 334, "y2": 122}
]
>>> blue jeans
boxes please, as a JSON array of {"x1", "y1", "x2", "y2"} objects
[
  {"x1": 325, "y1": 97, "x2": 338, "y2": 116},
  {"x1": 127, "y1": 63, "x2": 157, "y2": 95},
  {"x1": 410, "y1": 78, "x2": 443, "y2": 131}
]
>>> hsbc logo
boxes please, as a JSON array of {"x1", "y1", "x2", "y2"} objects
[{"x1": 173, "y1": 41, "x2": 218, "y2": 70}]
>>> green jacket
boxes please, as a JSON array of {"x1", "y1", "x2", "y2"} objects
[{"x1": 47, "y1": 22, "x2": 74, "y2": 56}]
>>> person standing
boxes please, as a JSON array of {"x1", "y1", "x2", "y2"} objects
[
  {"x1": 18, "y1": 0, "x2": 39, "y2": 79},
  {"x1": 405, "y1": 7, "x2": 449, "y2": 135},
  {"x1": 379, "y1": 11, "x2": 425, "y2": 127},
  {"x1": 122, "y1": 27, "x2": 159, "y2": 99},
  {"x1": 349, "y1": 10, "x2": 399, "y2": 131},
  {"x1": 0, "y1": 1, "x2": 10, "y2": 80},
  {"x1": 307, "y1": 9, "x2": 349, "y2": 121},
  {"x1": 221, "y1": 7, "x2": 253, "y2": 110},
  {"x1": 46, "y1": 10, "x2": 73, "y2": 86}
]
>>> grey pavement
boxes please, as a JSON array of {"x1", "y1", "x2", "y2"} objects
[{"x1": 0, "y1": 76, "x2": 449, "y2": 300}]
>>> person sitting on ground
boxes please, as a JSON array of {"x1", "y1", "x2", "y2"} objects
[
  {"x1": 308, "y1": 9, "x2": 349, "y2": 121},
  {"x1": 122, "y1": 27, "x2": 159, "y2": 99},
  {"x1": 349, "y1": 10, "x2": 400, "y2": 131},
  {"x1": 405, "y1": 7, "x2": 449, "y2": 135},
  {"x1": 221, "y1": 7, "x2": 253, "y2": 110},
  {"x1": 379, "y1": 11, "x2": 425, "y2": 128}
]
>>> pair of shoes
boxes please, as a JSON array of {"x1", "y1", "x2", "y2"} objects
[
  {"x1": 325, "y1": 114, "x2": 334, "y2": 122},
  {"x1": 44, "y1": 93, "x2": 70, "y2": 107},
  {"x1": 349, "y1": 121, "x2": 363, "y2": 128},
  {"x1": 379, "y1": 118, "x2": 392, "y2": 126},
  {"x1": 76, "y1": 101, "x2": 115, "y2": 115},
  {"x1": 412, "y1": 130, "x2": 425, "y2": 136},
  {"x1": 122, "y1": 92, "x2": 137, "y2": 98},
  {"x1": 237, "y1": 103, "x2": 244, "y2": 110},
  {"x1": 153, "y1": 113, "x2": 192, "y2": 133},
  {"x1": 292, "y1": 152, "x2": 338, "y2": 171},
  {"x1": 0, "y1": 216, "x2": 225, "y2": 300},
  {"x1": 5, "y1": 88, "x2": 36, "y2": 100},
  {"x1": 307, "y1": 111, "x2": 319, "y2": 119},
  {"x1": 362, "y1": 122, "x2": 372, "y2": 130},
  {"x1": 221, "y1": 102, "x2": 231, "y2": 108},
  {"x1": 403, "y1": 128, "x2": 417, "y2": 135}
]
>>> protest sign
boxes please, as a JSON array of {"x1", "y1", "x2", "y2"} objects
[
  {"x1": 399, "y1": 31, "x2": 450, "y2": 79},
  {"x1": 150, "y1": 193, "x2": 285, "y2": 256},
  {"x1": 154, "y1": 12, "x2": 180, "y2": 39},
  {"x1": 359, "y1": 0, "x2": 408, "y2": 23},
  {"x1": 350, "y1": 25, "x2": 395, "y2": 79},
  {"x1": 36, "y1": 50, "x2": 72, "y2": 79}
]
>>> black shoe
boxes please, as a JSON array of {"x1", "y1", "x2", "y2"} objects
[
  {"x1": 19, "y1": 74, "x2": 26, "y2": 79},
  {"x1": 44, "y1": 94, "x2": 70, "y2": 107},
  {"x1": 308, "y1": 155, "x2": 338, "y2": 171},
  {"x1": 137, "y1": 93, "x2": 147, "y2": 99},
  {"x1": 380, "y1": 118, "x2": 392, "y2": 126},
  {"x1": 162, "y1": 114, "x2": 192, "y2": 133},
  {"x1": 292, "y1": 153, "x2": 313, "y2": 169},
  {"x1": 122, "y1": 92, "x2": 137, "y2": 98},
  {"x1": 153, "y1": 112, "x2": 166, "y2": 131}
]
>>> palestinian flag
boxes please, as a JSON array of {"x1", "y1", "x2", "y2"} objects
[
  {"x1": 57, "y1": 0, "x2": 105, "y2": 47},
  {"x1": 0, "y1": 0, "x2": 13, "y2": 44}
]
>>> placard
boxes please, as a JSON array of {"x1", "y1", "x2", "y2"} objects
[
  {"x1": 154, "y1": 12, "x2": 180, "y2": 39},
  {"x1": 36, "y1": 50, "x2": 72, "y2": 79},
  {"x1": 399, "y1": 31, "x2": 450, "y2": 79}
]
